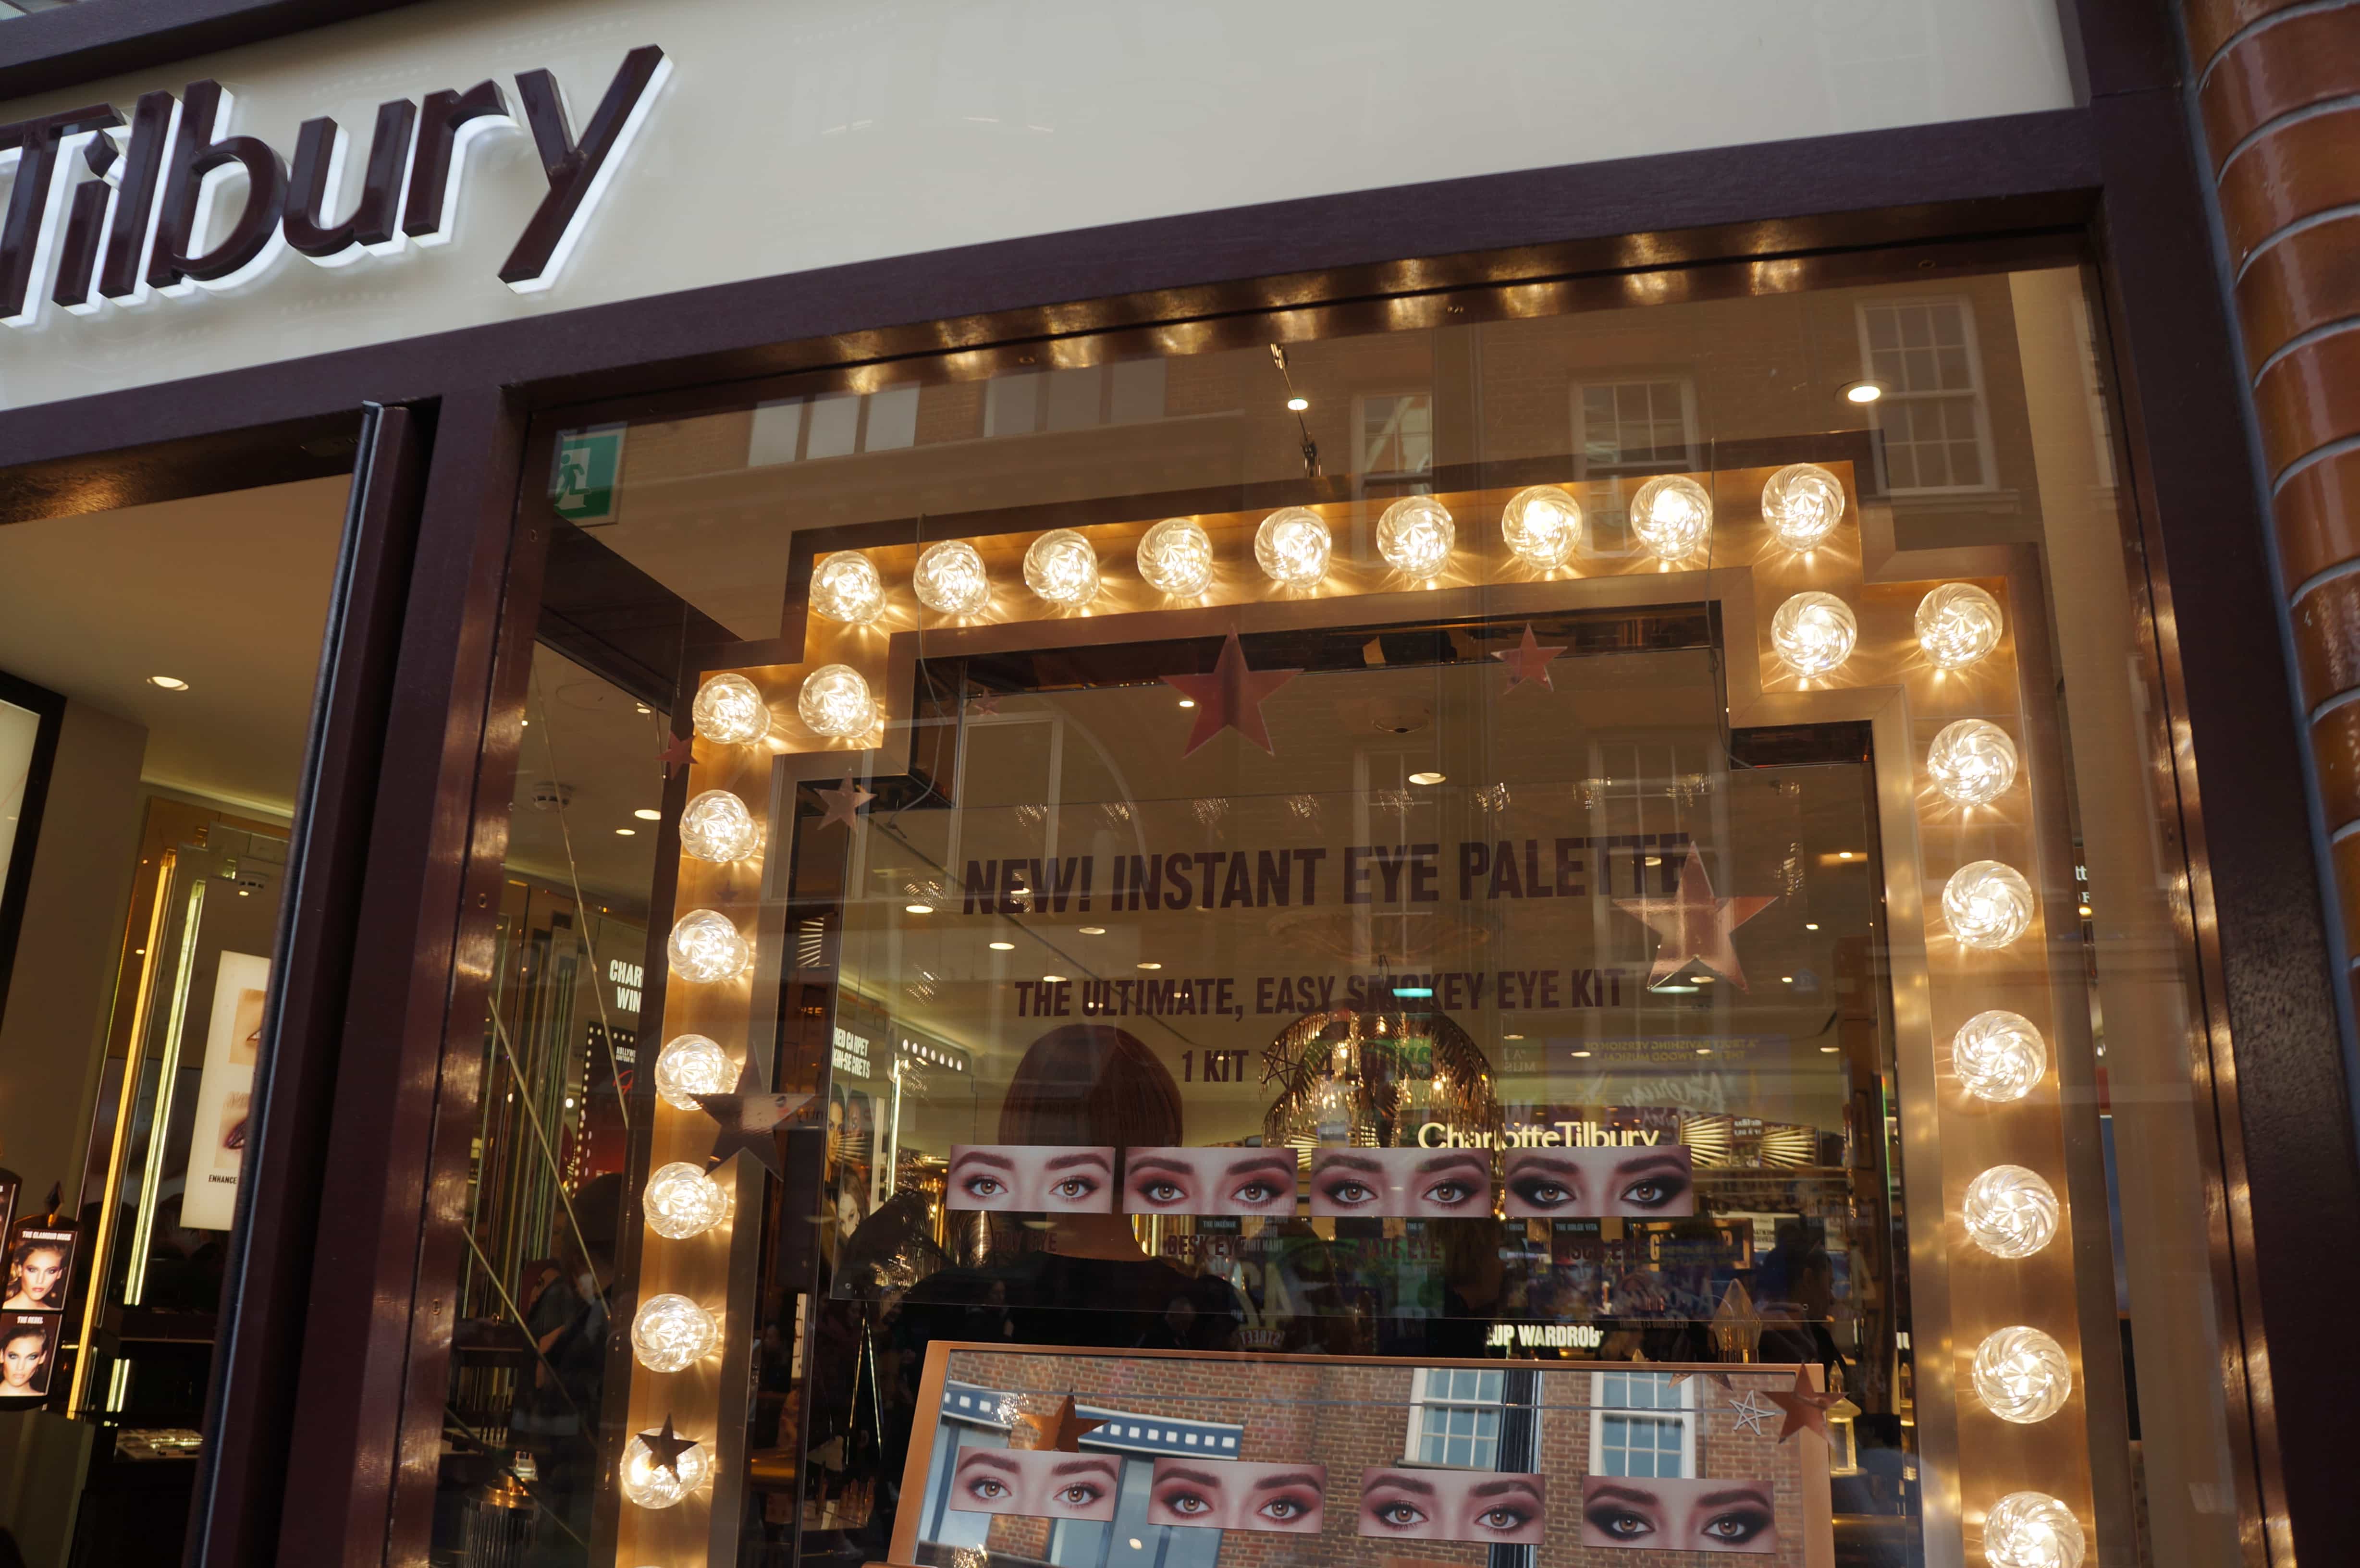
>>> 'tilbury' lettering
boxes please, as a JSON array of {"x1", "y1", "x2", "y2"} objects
[{"x1": 0, "y1": 45, "x2": 669, "y2": 328}]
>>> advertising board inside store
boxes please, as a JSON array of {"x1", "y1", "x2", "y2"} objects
[{"x1": 419, "y1": 248, "x2": 2238, "y2": 1568}]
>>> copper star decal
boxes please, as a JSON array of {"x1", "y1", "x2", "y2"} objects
[
  {"x1": 1726, "y1": 1389, "x2": 1776, "y2": 1437},
  {"x1": 657, "y1": 732, "x2": 696, "y2": 774},
  {"x1": 1161, "y1": 632, "x2": 1301, "y2": 757},
  {"x1": 1016, "y1": 1395, "x2": 1109, "y2": 1453},
  {"x1": 1763, "y1": 1366, "x2": 1842, "y2": 1444},
  {"x1": 1614, "y1": 845, "x2": 1776, "y2": 991},
  {"x1": 815, "y1": 778, "x2": 874, "y2": 830},
  {"x1": 638, "y1": 1414, "x2": 699, "y2": 1479},
  {"x1": 970, "y1": 688, "x2": 1001, "y2": 715},
  {"x1": 1493, "y1": 624, "x2": 1566, "y2": 693},
  {"x1": 692, "y1": 1054, "x2": 812, "y2": 1180}
]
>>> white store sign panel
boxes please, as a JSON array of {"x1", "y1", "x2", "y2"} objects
[{"x1": 0, "y1": 0, "x2": 2073, "y2": 412}]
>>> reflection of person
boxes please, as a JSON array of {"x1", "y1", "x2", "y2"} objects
[
  {"x1": 1357, "y1": 1468, "x2": 1545, "y2": 1544},
  {"x1": 1121, "y1": 1148, "x2": 1296, "y2": 1216},
  {"x1": 1503, "y1": 1147, "x2": 1694, "y2": 1217},
  {"x1": 1580, "y1": 1477, "x2": 1777, "y2": 1553},
  {"x1": 3, "y1": 1240, "x2": 68, "y2": 1311},
  {"x1": 946, "y1": 1146, "x2": 1115, "y2": 1212},
  {"x1": 1309, "y1": 1149, "x2": 1490, "y2": 1217},
  {"x1": 1148, "y1": 1458, "x2": 1327, "y2": 1533},
  {"x1": 948, "y1": 1448, "x2": 1121, "y2": 1520},
  {"x1": 0, "y1": 1323, "x2": 48, "y2": 1396}
]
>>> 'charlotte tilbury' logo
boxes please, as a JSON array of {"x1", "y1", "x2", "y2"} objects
[{"x1": 0, "y1": 44, "x2": 669, "y2": 328}]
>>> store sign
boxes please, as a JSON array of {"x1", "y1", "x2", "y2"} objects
[
  {"x1": 0, "y1": 44, "x2": 669, "y2": 329},
  {"x1": 833, "y1": 1027, "x2": 871, "y2": 1079}
]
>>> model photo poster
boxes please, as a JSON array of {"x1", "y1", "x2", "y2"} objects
[{"x1": 181, "y1": 951, "x2": 270, "y2": 1231}]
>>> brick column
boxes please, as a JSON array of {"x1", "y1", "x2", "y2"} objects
[{"x1": 2184, "y1": 0, "x2": 2360, "y2": 974}]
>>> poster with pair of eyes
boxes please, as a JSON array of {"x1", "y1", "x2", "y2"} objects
[
  {"x1": 3, "y1": 1224, "x2": 76, "y2": 1315},
  {"x1": 901, "y1": 1345, "x2": 1832, "y2": 1568},
  {"x1": 0, "y1": 1314, "x2": 57, "y2": 1401}
]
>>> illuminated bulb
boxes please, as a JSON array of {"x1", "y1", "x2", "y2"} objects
[
  {"x1": 1136, "y1": 517, "x2": 1215, "y2": 596},
  {"x1": 1770, "y1": 592, "x2": 1857, "y2": 675},
  {"x1": 1254, "y1": 507, "x2": 1331, "y2": 584},
  {"x1": 1376, "y1": 495, "x2": 1455, "y2": 578},
  {"x1": 798, "y1": 663, "x2": 876, "y2": 739},
  {"x1": 620, "y1": 1429, "x2": 713, "y2": 1507},
  {"x1": 631, "y1": 1293, "x2": 721, "y2": 1372},
  {"x1": 913, "y1": 540, "x2": 991, "y2": 615},
  {"x1": 668, "y1": 908, "x2": 750, "y2": 981},
  {"x1": 1942, "y1": 860, "x2": 2035, "y2": 949},
  {"x1": 1628, "y1": 475, "x2": 1713, "y2": 561},
  {"x1": 1927, "y1": 719, "x2": 2019, "y2": 805},
  {"x1": 1500, "y1": 484, "x2": 1583, "y2": 568},
  {"x1": 1917, "y1": 583, "x2": 2004, "y2": 668},
  {"x1": 1964, "y1": 1165, "x2": 2060, "y2": 1259},
  {"x1": 678, "y1": 790, "x2": 760, "y2": 863},
  {"x1": 1983, "y1": 1492, "x2": 2086, "y2": 1568},
  {"x1": 691, "y1": 674, "x2": 769, "y2": 745},
  {"x1": 1953, "y1": 1010, "x2": 2048, "y2": 1101},
  {"x1": 809, "y1": 551, "x2": 886, "y2": 625},
  {"x1": 1023, "y1": 528, "x2": 1100, "y2": 606},
  {"x1": 642, "y1": 1161, "x2": 730, "y2": 1239},
  {"x1": 653, "y1": 1033, "x2": 735, "y2": 1110},
  {"x1": 1971, "y1": 1326, "x2": 2071, "y2": 1423},
  {"x1": 1760, "y1": 463, "x2": 1846, "y2": 550}
]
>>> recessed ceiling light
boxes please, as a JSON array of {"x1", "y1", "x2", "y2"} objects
[
  {"x1": 1137, "y1": 961, "x2": 1162, "y2": 970},
  {"x1": 1695, "y1": 1047, "x2": 1713, "y2": 1055},
  {"x1": 1781, "y1": 976, "x2": 1795, "y2": 984},
  {"x1": 634, "y1": 808, "x2": 662, "y2": 821},
  {"x1": 988, "y1": 941, "x2": 1015, "y2": 951},
  {"x1": 1843, "y1": 379, "x2": 1885, "y2": 404},
  {"x1": 1805, "y1": 922, "x2": 1820, "y2": 931},
  {"x1": 1286, "y1": 396, "x2": 1309, "y2": 412},
  {"x1": 1837, "y1": 850, "x2": 1854, "y2": 860},
  {"x1": 905, "y1": 903, "x2": 934, "y2": 914},
  {"x1": 1178, "y1": 698, "x2": 1196, "y2": 708},
  {"x1": 148, "y1": 675, "x2": 188, "y2": 691},
  {"x1": 615, "y1": 827, "x2": 636, "y2": 836},
  {"x1": 1409, "y1": 771, "x2": 1445, "y2": 785},
  {"x1": 1644, "y1": 855, "x2": 1662, "y2": 867},
  {"x1": 1079, "y1": 926, "x2": 1107, "y2": 935},
  {"x1": 635, "y1": 703, "x2": 652, "y2": 714},
  {"x1": 1820, "y1": 1045, "x2": 1840, "y2": 1054},
  {"x1": 1503, "y1": 1032, "x2": 1524, "y2": 1040},
  {"x1": 1043, "y1": 974, "x2": 1069, "y2": 983}
]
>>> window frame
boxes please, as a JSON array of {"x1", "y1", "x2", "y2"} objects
[
  {"x1": 1586, "y1": 1369, "x2": 1699, "y2": 1479},
  {"x1": 1853, "y1": 295, "x2": 2000, "y2": 496}
]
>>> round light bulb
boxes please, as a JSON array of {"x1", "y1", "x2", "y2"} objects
[
  {"x1": 1628, "y1": 475, "x2": 1714, "y2": 561},
  {"x1": 619, "y1": 1429, "x2": 714, "y2": 1508},
  {"x1": 1983, "y1": 1492, "x2": 2086, "y2": 1568},
  {"x1": 1022, "y1": 528, "x2": 1100, "y2": 607},
  {"x1": 1761, "y1": 463, "x2": 1847, "y2": 551},
  {"x1": 913, "y1": 540, "x2": 992, "y2": 616},
  {"x1": 1137, "y1": 517, "x2": 1215, "y2": 597},
  {"x1": 1254, "y1": 507, "x2": 1332, "y2": 585},
  {"x1": 1376, "y1": 495, "x2": 1455, "y2": 578},
  {"x1": 1917, "y1": 583, "x2": 2005, "y2": 668},
  {"x1": 1927, "y1": 720, "x2": 2020, "y2": 805},
  {"x1": 1770, "y1": 591, "x2": 1858, "y2": 675},
  {"x1": 1500, "y1": 484, "x2": 1583, "y2": 568},
  {"x1": 631, "y1": 1293, "x2": 721, "y2": 1372},
  {"x1": 690, "y1": 674, "x2": 769, "y2": 745},
  {"x1": 1942, "y1": 860, "x2": 2036, "y2": 949},
  {"x1": 797, "y1": 663, "x2": 876, "y2": 739},
  {"x1": 678, "y1": 789, "x2": 761, "y2": 862},
  {"x1": 1952, "y1": 1010, "x2": 2049, "y2": 1102},
  {"x1": 653, "y1": 1033, "x2": 735, "y2": 1110},
  {"x1": 810, "y1": 552, "x2": 886, "y2": 625},
  {"x1": 668, "y1": 908, "x2": 750, "y2": 982},
  {"x1": 642, "y1": 1161, "x2": 731, "y2": 1239},
  {"x1": 1964, "y1": 1165, "x2": 2060, "y2": 1259},
  {"x1": 1971, "y1": 1325, "x2": 2072, "y2": 1423}
]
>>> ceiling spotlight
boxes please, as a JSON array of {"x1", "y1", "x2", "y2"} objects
[
  {"x1": 1409, "y1": 771, "x2": 1445, "y2": 785},
  {"x1": 1843, "y1": 380, "x2": 1885, "y2": 404},
  {"x1": 1177, "y1": 699, "x2": 1196, "y2": 708},
  {"x1": 615, "y1": 827, "x2": 637, "y2": 836},
  {"x1": 1137, "y1": 961, "x2": 1163, "y2": 970},
  {"x1": 1782, "y1": 976, "x2": 1795, "y2": 984},
  {"x1": 634, "y1": 808, "x2": 662, "y2": 820},
  {"x1": 1079, "y1": 926, "x2": 1107, "y2": 935},
  {"x1": 1503, "y1": 1033, "x2": 1524, "y2": 1040},
  {"x1": 1570, "y1": 1049, "x2": 1593, "y2": 1058},
  {"x1": 988, "y1": 941, "x2": 1015, "y2": 951},
  {"x1": 1805, "y1": 922, "x2": 1820, "y2": 931},
  {"x1": 1043, "y1": 974, "x2": 1069, "y2": 983},
  {"x1": 1820, "y1": 1045, "x2": 1841, "y2": 1054},
  {"x1": 1838, "y1": 851, "x2": 1854, "y2": 860},
  {"x1": 905, "y1": 903, "x2": 933, "y2": 915},
  {"x1": 148, "y1": 675, "x2": 189, "y2": 691},
  {"x1": 1286, "y1": 396, "x2": 1309, "y2": 412}
]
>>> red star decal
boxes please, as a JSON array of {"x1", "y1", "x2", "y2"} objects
[
  {"x1": 1161, "y1": 632, "x2": 1300, "y2": 757},
  {"x1": 1016, "y1": 1395, "x2": 1109, "y2": 1453},
  {"x1": 1763, "y1": 1366, "x2": 1842, "y2": 1443},
  {"x1": 657, "y1": 732, "x2": 696, "y2": 773},
  {"x1": 1493, "y1": 624, "x2": 1566, "y2": 692},
  {"x1": 1614, "y1": 845, "x2": 1776, "y2": 990},
  {"x1": 815, "y1": 778, "x2": 874, "y2": 829}
]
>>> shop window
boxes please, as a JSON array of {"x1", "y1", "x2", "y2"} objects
[
  {"x1": 983, "y1": 361, "x2": 1169, "y2": 438},
  {"x1": 1355, "y1": 392, "x2": 1435, "y2": 499},
  {"x1": 1571, "y1": 376, "x2": 1699, "y2": 556},
  {"x1": 1405, "y1": 1367, "x2": 1506, "y2": 1467},
  {"x1": 1856, "y1": 297, "x2": 1996, "y2": 493},
  {"x1": 1588, "y1": 1371, "x2": 1697, "y2": 1478},
  {"x1": 747, "y1": 384, "x2": 922, "y2": 465}
]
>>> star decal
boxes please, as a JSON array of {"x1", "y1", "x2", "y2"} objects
[
  {"x1": 692, "y1": 1054, "x2": 812, "y2": 1180},
  {"x1": 1161, "y1": 631, "x2": 1301, "y2": 757},
  {"x1": 638, "y1": 1415, "x2": 699, "y2": 1479},
  {"x1": 815, "y1": 778, "x2": 874, "y2": 830},
  {"x1": 969, "y1": 688, "x2": 1001, "y2": 716},
  {"x1": 1493, "y1": 625, "x2": 1566, "y2": 693},
  {"x1": 1763, "y1": 1366, "x2": 1842, "y2": 1444},
  {"x1": 1726, "y1": 1390, "x2": 1776, "y2": 1438},
  {"x1": 1257, "y1": 1040, "x2": 1314, "y2": 1099},
  {"x1": 1613, "y1": 845, "x2": 1776, "y2": 991},
  {"x1": 1668, "y1": 1367, "x2": 1736, "y2": 1392},
  {"x1": 657, "y1": 732, "x2": 696, "y2": 773},
  {"x1": 1016, "y1": 1395, "x2": 1108, "y2": 1453}
]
